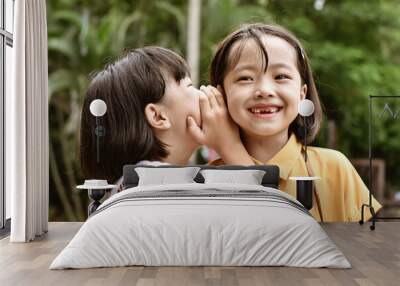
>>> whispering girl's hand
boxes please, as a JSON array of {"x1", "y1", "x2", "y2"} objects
[{"x1": 187, "y1": 85, "x2": 253, "y2": 165}]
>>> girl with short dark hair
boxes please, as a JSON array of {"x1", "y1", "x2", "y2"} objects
[{"x1": 80, "y1": 46, "x2": 202, "y2": 185}]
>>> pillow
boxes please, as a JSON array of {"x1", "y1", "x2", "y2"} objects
[
  {"x1": 123, "y1": 164, "x2": 280, "y2": 189},
  {"x1": 135, "y1": 167, "x2": 200, "y2": 186},
  {"x1": 200, "y1": 169, "x2": 266, "y2": 185}
]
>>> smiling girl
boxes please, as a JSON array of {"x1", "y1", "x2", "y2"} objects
[{"x1": 188, "y1": 23, "x2": 381, "y2": 222}]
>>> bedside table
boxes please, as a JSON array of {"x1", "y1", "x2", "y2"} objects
[{"x1": 77, "y1": 180, "x2": 117, "y2": 216}]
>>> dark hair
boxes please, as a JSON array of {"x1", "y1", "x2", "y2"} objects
[
  {"x1": 80, "y1": 46, "x2": 190, "y2": 182},
  {"x1": 210, "y1": 23, "x2": 323, "y2": 144}
]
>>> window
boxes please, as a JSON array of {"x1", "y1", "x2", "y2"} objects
[{"x1": 1, "y1": 0, "x2": 14, "y2": 232}]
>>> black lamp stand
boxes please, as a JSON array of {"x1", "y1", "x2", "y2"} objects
[{"x1": 360, "y1": 95, "x2": 400, "y2": 230}]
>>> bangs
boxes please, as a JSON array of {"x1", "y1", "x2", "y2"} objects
[{"x1": 226, "y1": 32, "x2": 269, "y2": 74}]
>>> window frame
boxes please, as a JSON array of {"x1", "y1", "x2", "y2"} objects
[{"x1": 1, "y1": 0, "x2": 14, "y2": 233}]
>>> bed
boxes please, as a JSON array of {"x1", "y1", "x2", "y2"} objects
[{"x1": 50, "y1": 165, "x2": 350, "y2": 269}]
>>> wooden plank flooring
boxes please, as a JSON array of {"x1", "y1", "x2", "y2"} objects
[{"x1": 0, "y1": 222, "x2": 399, "y2": 286}]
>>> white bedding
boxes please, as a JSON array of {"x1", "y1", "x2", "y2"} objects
[{"x1": 50, "y1": 183, "x2": 351, "y2": 269}]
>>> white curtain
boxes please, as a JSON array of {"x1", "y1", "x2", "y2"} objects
[{"x1": 7, "y1": 0, "x2": 49, "y2": 242}]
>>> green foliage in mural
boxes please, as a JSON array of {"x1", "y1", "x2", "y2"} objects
[{"x1": 48, "y1": 0, "x2": 400, "y2": 220}]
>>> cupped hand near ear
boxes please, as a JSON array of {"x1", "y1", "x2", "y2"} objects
[{"x1": 187, "y1": 85, "x2": 253, "y2": 165}]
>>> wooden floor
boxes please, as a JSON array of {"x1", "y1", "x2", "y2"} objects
[{"x1": 0, "y1": 222, "x2": 399, "y2": 286}]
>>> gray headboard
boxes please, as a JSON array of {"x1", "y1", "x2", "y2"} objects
[{"x1": 122, "y1": 164, "x2": 280, "y2": 189}]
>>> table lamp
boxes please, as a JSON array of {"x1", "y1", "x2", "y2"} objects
[
  {"x1": 289, "y1": 99, "x2": 320, "y2": 211},
  {"x1": 77, "y1": 99, "x2": 115, "y2": 216},
  {"x1": 90, "y1": 99, "x2": 107, "y2": 163}
]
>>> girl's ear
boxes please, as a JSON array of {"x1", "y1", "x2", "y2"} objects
[
  {"x1": 300, "y1": 84, "x2": 308, "y2": 101},
  {"x1": 144, "y1": 103, "x2": 171, "y2": 130}
]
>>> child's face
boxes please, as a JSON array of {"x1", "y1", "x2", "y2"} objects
[
  {"x1": 163, "y1": 76, "x2": 202, "y2": 138},
  {"x1": 223, "y1": 35, "x2": 307, "y2": 140}
]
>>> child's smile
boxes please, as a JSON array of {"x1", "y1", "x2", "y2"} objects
[{"x1": 248, "y1": 103, "x2": 283, "y2": 119}]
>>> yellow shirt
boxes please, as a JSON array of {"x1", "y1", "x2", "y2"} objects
[{"x1": 210, "y1": 134, "x2": 382, "y2": 222}]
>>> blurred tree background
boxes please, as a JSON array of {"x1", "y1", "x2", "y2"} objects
[{"x1": 47, "y1": 0, "x2": 400, "y2": 221}]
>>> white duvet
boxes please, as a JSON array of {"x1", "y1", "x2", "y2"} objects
[{"x1": 50, "y1": 183, "x2": 351, "y2": 269}]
